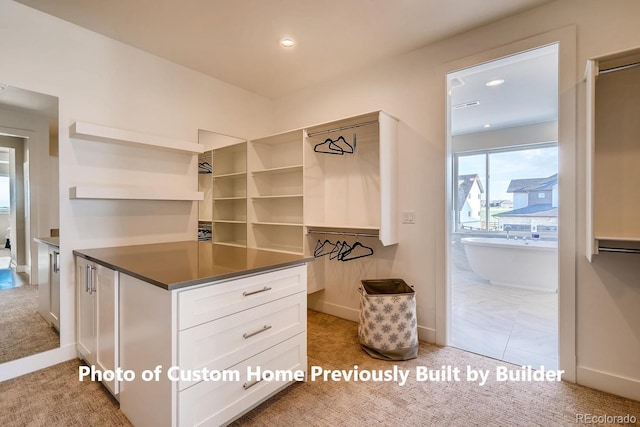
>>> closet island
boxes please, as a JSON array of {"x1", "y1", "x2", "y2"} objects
[{"x1": 73, "y1": 241, "x2": 310, "y2": 426}]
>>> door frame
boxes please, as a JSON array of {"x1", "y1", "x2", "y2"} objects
[{"x1": 438, "y1": 26, "x2": 577, "y2": 382}]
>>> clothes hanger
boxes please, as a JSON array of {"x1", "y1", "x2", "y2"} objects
[
  {"x1": 314, "y1": 239, "x2": 337, "y2": 257},
  {"x1": 331, "y1": 134, "x2": 356, "y2": 154},
  {"x1": 341, "y1": 241, "x2": 374, "y2": 261},
  {"x1": 337, "y1": 240, "x2": 353, "y2": 261},
  {"x1": 313, "y1": 137, "x2": 344, "y2": 155},
  {"x1": 329, "y1": 240, "x2": 344, "y2": 260}
]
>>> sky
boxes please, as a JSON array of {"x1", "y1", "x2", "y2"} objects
[
  {"x1": 0, "y1": 177, "x2": 9, "y2": 208},
  {"x1": 458, "y1": 145, "x2": 558, "y2": 201}
]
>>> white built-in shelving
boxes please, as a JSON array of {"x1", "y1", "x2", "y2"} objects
[
  {"x1": 248, "y1": 130, "x2": 305, "y2": 255},
  {"x1": 585, "y1": 47, "x2": 640, "y2": 260},
  {"x1": 70, "y1": 122, "x2": 204, "y2": 201},
  {"x1": 70, "y1": 122, "x2": 204, "y2": 154},
  {"x1": 211, "y1": 142, "x2": 247, "y2": 247},
  {"x1": 69, "y1": 186, "x2": 204, "y2": 201}
]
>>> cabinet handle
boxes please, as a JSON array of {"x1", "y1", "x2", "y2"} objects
[
  {"x1": 85, "y1": 264, "x2": 91, "y2": 293},
  {"x1": 90, "y1": 266, "x2": 96, "y2": 294},
  {"x1": 242, "y1": 324, "x2": 272, "y2": 339},
  {"x1": 242, "y1": 286, "x2": 272, "y2": 297},
  {"x1": 242, "y1": 379, "x2": 261, "y2": 390},
  {"x1": 53, "y1": 251, "x2": 60, "y2": 273},
  {"x1": 85, "y1": 265, "x2": 95, "y2": 294}
]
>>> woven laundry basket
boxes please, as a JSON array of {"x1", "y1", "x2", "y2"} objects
[{"x1": 358, "y1": 279, "x2": 418, "y2": 360}]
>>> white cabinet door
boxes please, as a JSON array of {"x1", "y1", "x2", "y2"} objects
[
  {"x1": 49, "y1": 247, "x2": 60, "y2": 330},
  {"x1": 95, "y1": 264, "x2": 118, "y2": 396},
  {"x1": 76, "y1": 257, "x2": 96, "y2": 366},
  {"x1": 75, "y1": 257, "x2": 118, "y2": 396}
]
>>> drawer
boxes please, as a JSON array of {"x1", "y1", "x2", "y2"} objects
[
  {"x1": 178, "y1": 332, "x2": 306, "y2": 427},
  {"x1": 178, "y1": 291, "x2": 306, "y2": 391},
  {"x1": 178, "y1": 265, "x2": 306, "y2": 330}
]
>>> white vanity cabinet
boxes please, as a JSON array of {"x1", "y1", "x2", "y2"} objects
[
  {"x1": 118, "y1": 263, "x2": 308, "y2": 427},
  {"x1": 75, "y1": 256, "x2": 119, "y2": 396}
]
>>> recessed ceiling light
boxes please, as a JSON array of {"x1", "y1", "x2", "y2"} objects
[
  {"x1": 483, "y1": 124, "x2": 492, "y2": 128},
  {"x1": 280, "y1": 38, "x2": 295, "y2": 48},
  {"x1": 485, "y1": 79, "x2": 505, "y2": 87}
]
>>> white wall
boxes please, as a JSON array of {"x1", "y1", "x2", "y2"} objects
[
  {"x1": 272, "y1": 0, "x2": 640, "y2": 400},
  {"x1": 0, "y1": 1, "x2": 273, "y2": 378}
]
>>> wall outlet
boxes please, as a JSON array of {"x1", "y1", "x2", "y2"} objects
[{"x1": 402, "y1": 210, "x2": 415, "y2": 224}]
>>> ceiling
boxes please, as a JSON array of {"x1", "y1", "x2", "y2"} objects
[
  {"x1": 15, "y1": 0, "x2": 553, "y2": 99},
  {"x1": 449, "y1": 44, "x2": 558, "y2": 135}
]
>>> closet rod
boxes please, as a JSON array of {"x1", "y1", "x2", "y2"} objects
[
  {"x1": 306, "y1": 120, "x2": 378, "y2": 138},
  {"x1": 599, "y1": 61, "x2": 640, "y2": 75},
  {"x1": 598, "y1": 246, "x2": 640, "y2": 254},
  {"x1": 307, "y1": 229, "x2": 379, "y2": 238}
]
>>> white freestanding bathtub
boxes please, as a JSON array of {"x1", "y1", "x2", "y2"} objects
[{"x1": 460, "y1": 237, "x2": 557, "y2": 292}]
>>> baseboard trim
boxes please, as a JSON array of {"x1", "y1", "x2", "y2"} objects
[
  {"x1": 308, "y1": 301, "x2": 436, "y2": 344},
  {"x1": 577, "y1": 366, "x2": 640, "y2": 401},
  {"x1": 0, "y1": 344, "x2": 77, "y2": 382}
]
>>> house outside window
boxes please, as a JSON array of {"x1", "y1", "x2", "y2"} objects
[{"x1": 454, "y1": 144, "x2": 558, "y2": 237}]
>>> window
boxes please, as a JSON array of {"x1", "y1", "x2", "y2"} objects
[{"x1": 454, "y1": 144, "x2": 558, "y2": 236}]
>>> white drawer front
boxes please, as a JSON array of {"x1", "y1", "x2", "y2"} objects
[
  {"x1": 178, "y1": 265, "x2": 306, "y2": 330},
  {"x1": 178, "y1": 332, "x2": 306, "y2": 427},
  {"x1": 178, "y1": 291, "x2": 306, "y2": 390}
]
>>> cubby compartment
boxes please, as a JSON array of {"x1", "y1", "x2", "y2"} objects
[
  {"x1": 250, "y1": 168, "x2": 303, "y2": 197},
  {"x1": 250, "y1": 224, "x2": 304, "y2": 255},
  {"x1": 249, "y1": 130, "x2": 303, "y2": 171},
  {"x1": 213, "y1": 198, "x2": 247, "y2": 222},
  {"x1": 213, "y1": 175, "x2": 246, "y2": 199},
  {"x1": 213, "y1": 222, "x2": 247, "y2": 248},
  {"x1": 251, "y1": 196, "x2": 303, "y2": 225},
  {"x1": 212, "y1": 142, "x2": 246, "y2": 176}
]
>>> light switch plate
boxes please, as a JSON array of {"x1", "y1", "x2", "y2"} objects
[{"x1": 402, "y1": 210, "x2": 415, "y2": 224}]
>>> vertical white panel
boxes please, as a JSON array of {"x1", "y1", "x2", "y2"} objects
[
  {"x1": 585, "y1": 60, "x2": 597, "y2": 261},
  {"x1": 378, "y1": 111, "x2": 399, "y2": 245}
]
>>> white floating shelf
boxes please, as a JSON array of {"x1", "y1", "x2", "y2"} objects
[
  {"x1": 70, "y1": 122, "x2": 204, "y2": 154},
  {"x1": 69, "y1": 186, "x2": 204, "y2": 201}
]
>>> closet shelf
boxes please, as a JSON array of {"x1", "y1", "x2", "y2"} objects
[
  {"x1": 70, "y1": 122, "x2": 204, "y2": 154},
  {"x1": 251, "y1": 165, "x2": 303, "y2": 175},
  {"x1": 251, "y1": 195, "x2": 303, "y2": 200},
  {"x1": 213, "y1": 220, "x2": 246, "y2": 224},
  {"x1": 305, "y1": 224, "x2": 379, "y2": 232},
  {"x1": 213, "y1": 171, "x2": 247, "y2": 179},
  {"x1": 255, "y1": 244, "x2": 304, "y2": 255},
  {"x1": 69, "y1": 186, "x2": 204, "y2": 201},
  {"x1": 252, "y1": 222, "x2": 303, "y2": 227},
  {"x1": 214, "y1": 241, "x2": 247, "y2": 248},
  {"x1": 213, "y1": 196, "x2": 246, "y2": 201}
]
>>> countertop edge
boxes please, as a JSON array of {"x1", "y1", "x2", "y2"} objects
[
  {"x1": 73, "y1": 249, "x2": 311, "y2": 291},
  {"x1": 35, "y1": 237, "x2": 60, "y2": 248}
]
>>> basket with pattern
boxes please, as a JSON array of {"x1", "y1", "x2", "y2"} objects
[{"x1": 358, "y1": 279, "x2": 418, "y2": 360}]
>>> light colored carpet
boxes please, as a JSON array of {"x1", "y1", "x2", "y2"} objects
[
  {"x1": 1, "y1": 310, "x2": 638, "y2": 426},
  {"x1": 0, "y1": 283, "x2": 60, "y2": 364}
]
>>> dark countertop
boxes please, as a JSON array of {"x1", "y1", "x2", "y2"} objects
[
  {"x1": 73, "y1": 241, "x2": 311, "y2": 291},
  {"x1": 34, "y1": 237, "x2": 60, "y2": 248}
]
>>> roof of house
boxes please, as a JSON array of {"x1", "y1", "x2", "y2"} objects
[
  {"x1": 457, "y1": 174, "x2": 484, "y2": 211},
  {"x1": 494, "y1": 204, "x2": 558, "y2": 218},
  {"x1": 507, "y1": 174, "x2": 557, "y2": 193}
]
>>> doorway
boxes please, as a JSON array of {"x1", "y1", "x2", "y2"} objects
[{"x1": 447, "y1": 44, "x2": 559, "y2": 369}]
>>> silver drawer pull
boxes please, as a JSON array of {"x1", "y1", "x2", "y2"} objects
[
  {"x1": 242, "y1": 286, "x2": 272, "y2": 297},
  {"x1": 243, "y1": 324, "x2": 272, "y2": 339},
  {"x1": 242, "y1": 379, "x2": 261, "y2": 390}
]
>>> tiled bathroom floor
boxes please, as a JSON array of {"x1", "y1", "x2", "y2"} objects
[{"x1": 451, "y1": 265, "x2": 558, "y2": 370}]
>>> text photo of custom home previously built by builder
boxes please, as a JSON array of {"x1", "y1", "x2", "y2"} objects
[{"x1": 1, "y1": 1, "x2": 639, "y2": 426}]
